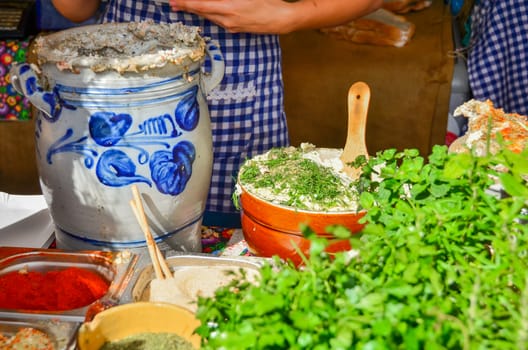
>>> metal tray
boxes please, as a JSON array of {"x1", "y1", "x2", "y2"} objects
[
  {"x1": 0, "y1": 316, "x2": 78, "y2": 350},
  {"x1": 0, "y1": 247, "x2": 139, "y2": 322},
  {"x1": 126, "y1": 253, "x2": 265, "y2": 310}
]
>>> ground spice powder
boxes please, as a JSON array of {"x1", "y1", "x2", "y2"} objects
[{"x1": 0, "y1": 267, "x2": 109, "y2": 311}]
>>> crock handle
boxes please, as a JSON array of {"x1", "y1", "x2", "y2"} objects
[
  {"x1": 9, "y1": 63, "x2": 54, "y2": 119},
  {"x1": 202, "y1": 40, "x2": 225, "y2": 95}
]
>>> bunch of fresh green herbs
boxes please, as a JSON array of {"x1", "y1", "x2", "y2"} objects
[{"x1": 196, "y1": 145, "x2": 528, "y2": 349}]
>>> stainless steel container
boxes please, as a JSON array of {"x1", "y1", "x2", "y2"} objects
[
  {"x1": 0, "y1": 247, "x2": 138, "y2": 322},
  {"x1": 0, "y1": 317, "x2": 79, "y2": 350},
  {"x1": 126, "y1": 253, "x2": 264, "y2": 311}
]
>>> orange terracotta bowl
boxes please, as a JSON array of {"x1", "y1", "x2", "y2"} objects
[{"x1": 239, "y1": 184, "x2": 366, "y2": 266}]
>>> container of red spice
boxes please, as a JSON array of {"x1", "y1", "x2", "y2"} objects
[{"x1": 0, "y1": 247, "x2": 138, "y2": 323}]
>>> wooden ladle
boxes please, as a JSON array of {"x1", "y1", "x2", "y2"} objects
[{"x1": 340, "y1": 81, "x2": 370, "y2": 179}]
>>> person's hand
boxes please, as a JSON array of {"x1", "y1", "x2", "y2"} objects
[
  {"x1": 168, "y1": 0, "x2": 295, "y2": 34},
  {"x1": 168, "y1": 0, "x2": 383, "y2": 34}
]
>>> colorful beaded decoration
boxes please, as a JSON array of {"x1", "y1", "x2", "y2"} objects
[{"x1": 0, "y1": 39, "x2": 32, "y2": 121}]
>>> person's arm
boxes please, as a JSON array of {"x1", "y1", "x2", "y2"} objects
[
  {"x1": 168, "y1": 0, "x2": 383, "y2": 34},
  {"x1": 51, "y1": 0, "x2": 102, "y2": 23}
]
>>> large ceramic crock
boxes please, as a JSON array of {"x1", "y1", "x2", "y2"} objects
[{"x1": 10, "y1": 22, "x2": 224, "y2": 252}]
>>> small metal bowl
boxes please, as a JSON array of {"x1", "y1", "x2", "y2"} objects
[
  {"x1": 131, "y1": 254, "x2": 262, "y2": 311},
  {"x1": 0, "y1": 316, "x2": 78, "y2": 349}
]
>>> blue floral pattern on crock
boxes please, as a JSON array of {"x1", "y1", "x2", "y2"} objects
[{"x1": 43, "y1": 85, "x2": 199, "y2": 195}]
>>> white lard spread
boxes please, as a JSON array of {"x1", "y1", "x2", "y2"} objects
[
  {"x1": 34, "y1": 21, "x2": 206, "y2": 73},
  {"x1": 236, "y1": 143, "x2": 360, "y2": 212},
  {"x1": 149, "y1": 265, "x2": 259, "y2": 312}
]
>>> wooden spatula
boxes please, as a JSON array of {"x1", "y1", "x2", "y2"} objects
[
  {"x1": 340, "y1": 81, "x2": 370, "y2": 179},
  {"x1": 130, "y1": 185, "x2": 191, "y2": 308}
]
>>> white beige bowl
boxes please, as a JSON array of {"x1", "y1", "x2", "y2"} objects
[{"x1": 77, "y1": 302, "x2": 201, "y2": 349}]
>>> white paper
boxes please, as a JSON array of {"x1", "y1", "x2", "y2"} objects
[{"x1": 0, "y1": 192, "x2": 55, "y2": 248}]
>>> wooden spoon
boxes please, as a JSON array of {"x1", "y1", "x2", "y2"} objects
[{"x1": 340, "y1": 81, "x2": 370, "y2": 179}]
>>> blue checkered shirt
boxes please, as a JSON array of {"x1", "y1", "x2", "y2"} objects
[
  {"x1": 100, "y1": 1, "x2": 290, "y2": 225},
  {"x1": 467, "y1": 0, "x2": 528, "y2": 115}
]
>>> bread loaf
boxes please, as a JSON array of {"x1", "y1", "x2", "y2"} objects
[
  {"x1": 320, "y1": 8, "x2": 415, "y2": 48},
  {"x1": 382, "y1": 0, "x2": 432, "y2": 14},
  {"x1": 449, "y1": 99, "x2": 528, "y2": 155}
]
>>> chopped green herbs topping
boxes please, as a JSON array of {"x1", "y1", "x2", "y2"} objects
[{"x1": 237, "y1": 146, "x2": 360, "y2": 211}]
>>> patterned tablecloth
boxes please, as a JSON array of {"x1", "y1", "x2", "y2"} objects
[{"x1": 201, "y1": 226, "x2": 250, "y2": 257}]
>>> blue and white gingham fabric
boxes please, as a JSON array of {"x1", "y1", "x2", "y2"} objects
[
  {"x1": 101, "y1": 1, "x2": 289, "y2": 226},
  {"x1": 467, "y1": 0, "x2": 528, "y2": 115}
]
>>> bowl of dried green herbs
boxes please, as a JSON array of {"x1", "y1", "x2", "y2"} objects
[{"x1": 234, "y1": 143, "x2": 366, "y2": 265}]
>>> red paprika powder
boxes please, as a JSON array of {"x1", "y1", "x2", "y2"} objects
[{"x1": 0, "y1": 267, "x2": 109, "y2": 311}]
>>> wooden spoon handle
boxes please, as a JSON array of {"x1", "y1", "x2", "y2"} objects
[
  {"x1": 341, "y1": 81, "x2": 370, "y2": 177},
  {"x1": 130, "y1": 185, "x2": 164, "y2": 280}
]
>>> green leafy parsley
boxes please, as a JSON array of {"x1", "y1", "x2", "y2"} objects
[{"x1": 198, "y1": 145, "x2": 528, "y2": 349}]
